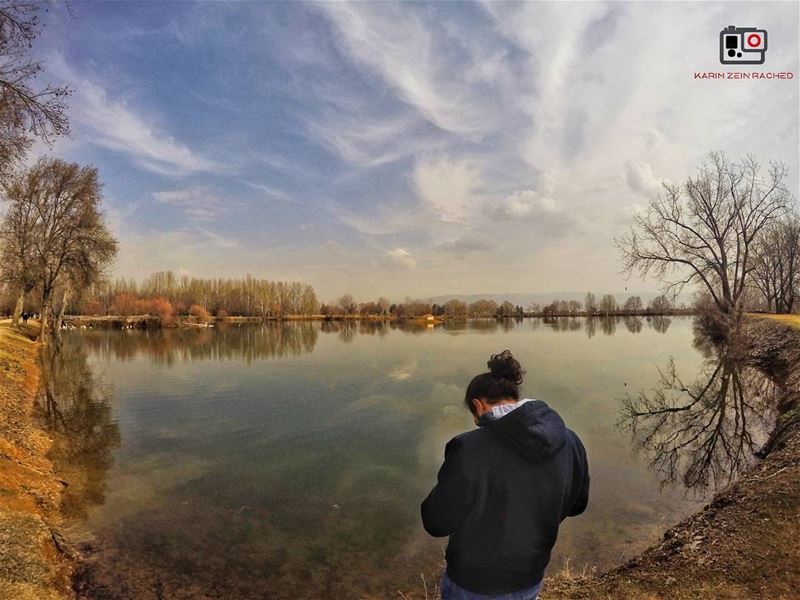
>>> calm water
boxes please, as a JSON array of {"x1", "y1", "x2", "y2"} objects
[{"x1": 36, "y1": 317, "x2": 774, "y2": 599}]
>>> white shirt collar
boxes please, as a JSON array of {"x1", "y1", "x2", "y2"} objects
[{"x1": 488, "y1": 398, "x2": 534, "y2": 418}]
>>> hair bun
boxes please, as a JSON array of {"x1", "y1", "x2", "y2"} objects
[{"x1": 487, "y1": 350, "x2": 524, "y2": 385}]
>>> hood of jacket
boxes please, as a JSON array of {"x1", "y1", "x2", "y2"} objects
[{"x1": 479, "y1": 400, "x2": 567, "y2": 461}]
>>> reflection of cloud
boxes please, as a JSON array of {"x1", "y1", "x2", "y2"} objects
[
  {"x1": 414, "y1": 383, "x2": 473, "y2": 470},
  {"x1": 94, "y1": 452, "x2": 214, "y2": 526},
  {"x1": 388, "y1": 358, "x2": 418, "y2": 381}
]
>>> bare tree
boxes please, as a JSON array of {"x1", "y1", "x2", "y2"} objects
[
  {"x1": 617, "y1": 153, "x2": 792, "y2": 325},
  {"x1": 0, "y1": 1, "x2": 70, "y2": 176},
  {"x1": 584, "y1": 291, "x2": 597, "y2": 315},
  {"x1": 648, "y1": 294, "x2": 672, "y2": 313},
  {"x1": 0, "y1": 165, "x2": 38, "y2": 325},
  {"x1": 376, "y1": 296, "x2": 390, "y2": 316},
  {"x1": 598, "y1": 293, "x2": 617, "y2": 315},
  {"x1": 337, "y1": 293, "x2": 356, "y2": 315},
  {"x1": 444, "y1": 298, "x2": 467, "y2": 318},
  {"x1": 751, "y1": 213, "x2": 800, "y2": 314},
  {"x1": 6, "y1": 158, "x2": 117, "y2": 340},
  {"x1": 622, "y1": 295, "x2": 643, "y2": 312}
]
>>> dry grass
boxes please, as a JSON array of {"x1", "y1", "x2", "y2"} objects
[
  {"x1": 0, "y1": 323, "x2": 72, "y2": 600},
  {"x1": 747, "y1": 313, "x2": 800, "y2": 329}
]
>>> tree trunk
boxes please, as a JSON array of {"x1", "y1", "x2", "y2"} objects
[
  {"x1": 11, "y1": 290, "x2": 24, "y2": 327},
  {"x1": 55, "y1": 287, "x2": 70, "y2": 332},
  {"x1": 38, "y1": 297, "x2": 49, "y2": 342}
]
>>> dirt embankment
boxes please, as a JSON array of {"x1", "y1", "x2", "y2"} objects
[
  {"x1": 546, "y1": 319, "x2": 800, "y2": 600},
  {"x1": 0, "y1": 323, "x2": 73, "y2": 600}
]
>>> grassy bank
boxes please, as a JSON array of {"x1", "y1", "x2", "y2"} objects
[
  {"x1": 0, "y1": 322, "x2": 72, "y2": 600},
  {"x1": 748, "y1": 313, "x2": 800, "y2": 329}
]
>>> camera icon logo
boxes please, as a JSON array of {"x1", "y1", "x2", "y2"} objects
[{"x1": 720, "y1": 25, "x2": 767, "y2": 65}]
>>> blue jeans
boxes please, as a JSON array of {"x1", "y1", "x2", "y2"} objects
[{"x1": 440, "y1": 571, "x2": 542, "y2": 600}]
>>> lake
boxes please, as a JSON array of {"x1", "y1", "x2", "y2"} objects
[{"x1": 36, "y1": 316, "x2": 773, "y2": 599}]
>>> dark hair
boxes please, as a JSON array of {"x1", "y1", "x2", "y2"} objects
[{"x1": 464, "y1": 350, "x2": 525, "y2": 414}]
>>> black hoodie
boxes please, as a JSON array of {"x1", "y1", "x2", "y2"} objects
[{"x1": 421, "y1": 400, "x2": 589, "y2": 595}]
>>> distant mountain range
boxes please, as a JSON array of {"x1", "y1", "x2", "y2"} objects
[{"x1": 426, "y1": 291, "x2": 688, "y2": 307}]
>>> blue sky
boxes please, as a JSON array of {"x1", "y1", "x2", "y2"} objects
[{"x1": 32, "y1": 1, "x2": 799, "y2": 301}]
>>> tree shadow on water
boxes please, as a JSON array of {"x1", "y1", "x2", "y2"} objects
[
  {"x1": 35, "y1": 336, "x2": 121, "y2": 521},
  {"x1": 618, "y1": 334, "x2": 776, "y2": 494}
]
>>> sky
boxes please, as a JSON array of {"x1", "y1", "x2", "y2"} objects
[{"x1": 31, "y1": 1, "x2": 800, "y2": 302}]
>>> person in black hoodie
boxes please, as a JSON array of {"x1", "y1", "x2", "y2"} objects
[{"x1": 421, "y1": 350, "x2": 590, "y2": 599}]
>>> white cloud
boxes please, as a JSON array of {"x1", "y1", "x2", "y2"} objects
[
  {"x1": 49, "y1": 54, "x2": 218, "y2": 176},
  {"x1": 494, "y1": 189, "x2": 558, "y2": 219},
  {"x1": 414, "y1": 157, "x2": 482, "y2": 223},
  {"x1": 624, "y1": 161, "x2": 662, "y2": 197},
  {"x1": 385, "y1": 248, "x2": 417, "y2": 269},
  {"x1": 493, "y1": 172, "x2": 558, "y2": 219}
]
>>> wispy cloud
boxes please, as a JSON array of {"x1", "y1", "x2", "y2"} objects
[
  {"x1": 49, "y1": 54, "x2": 218, "y2": 176},
  {"x1": 40, "y1": 1, "x2": 798, "y2": 299},
  {"x1": 152, "y1": 187, "x2": 226, "y2": 221},
  {"x1": 319, "y1": 3, "x2": 513, "y2": 137}
]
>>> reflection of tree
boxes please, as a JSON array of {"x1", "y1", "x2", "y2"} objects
[
  {"x1": 648, "y1": 315, "x2": 672, "y2": 334},
  {"x1": 338, "y1": 321, "x2": 357, "y2": 344},
  {"x1": 584, "y1": 317, "x2": 597, "y2": 338},
  {"x1": 623, "y1": 316, "x2": 643, "y2": 333},
  {"x1": 36, "y1": 337, "x2": 121, "y2": 520},
  {"x1": 600, "y1": 316, "x2": 617, "y2": 336},
  {"x1": 619, "y1": 346, "x2": 775, "y2": 491},
  {"x1": 77, "y1": 321, "x2": 319, "y2": 365},
  {"x1": 543, "y1": 317, "x2": 582, "y2": 332},
  {"x1": 358, "y1": 321, "x2": 389, "y2": 337}
]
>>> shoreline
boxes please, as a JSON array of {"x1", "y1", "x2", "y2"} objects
[
  {"x1": 59, "y1": 311, "x2": 692, "y2": 330},
  {"x1": 0, "y1": 322, "x2": 73, "y2": 600}
]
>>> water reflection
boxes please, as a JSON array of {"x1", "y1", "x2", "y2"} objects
[
  {"x1": 624, "y1": 316, "x2": 643, "y2": 334},
  {"x1": 649, "y1": 315, "x2": 672, "y2": 334},
  {"x1": 39, "y1": 316, "x2": 706, "y2": 598},
  {"x1": 619, "y1": 336, "x2": 775, "y2": 492},
  {"x1": 69, "y1": 317, "x2": 664, "y2": 363},
  {"x1": 78, "y1": 321, "x2": 319, "y2": 365},
  {"x1": 36, "y1": 337, "x2": 120, "y2": 520}
]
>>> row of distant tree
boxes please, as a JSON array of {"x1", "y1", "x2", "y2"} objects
[
  {"x1": 85, "y1": 272, "x2": 319, "y2": 320},
  {"x1": 319, "y1": 293, "x2": 681, "y2": 319}
]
